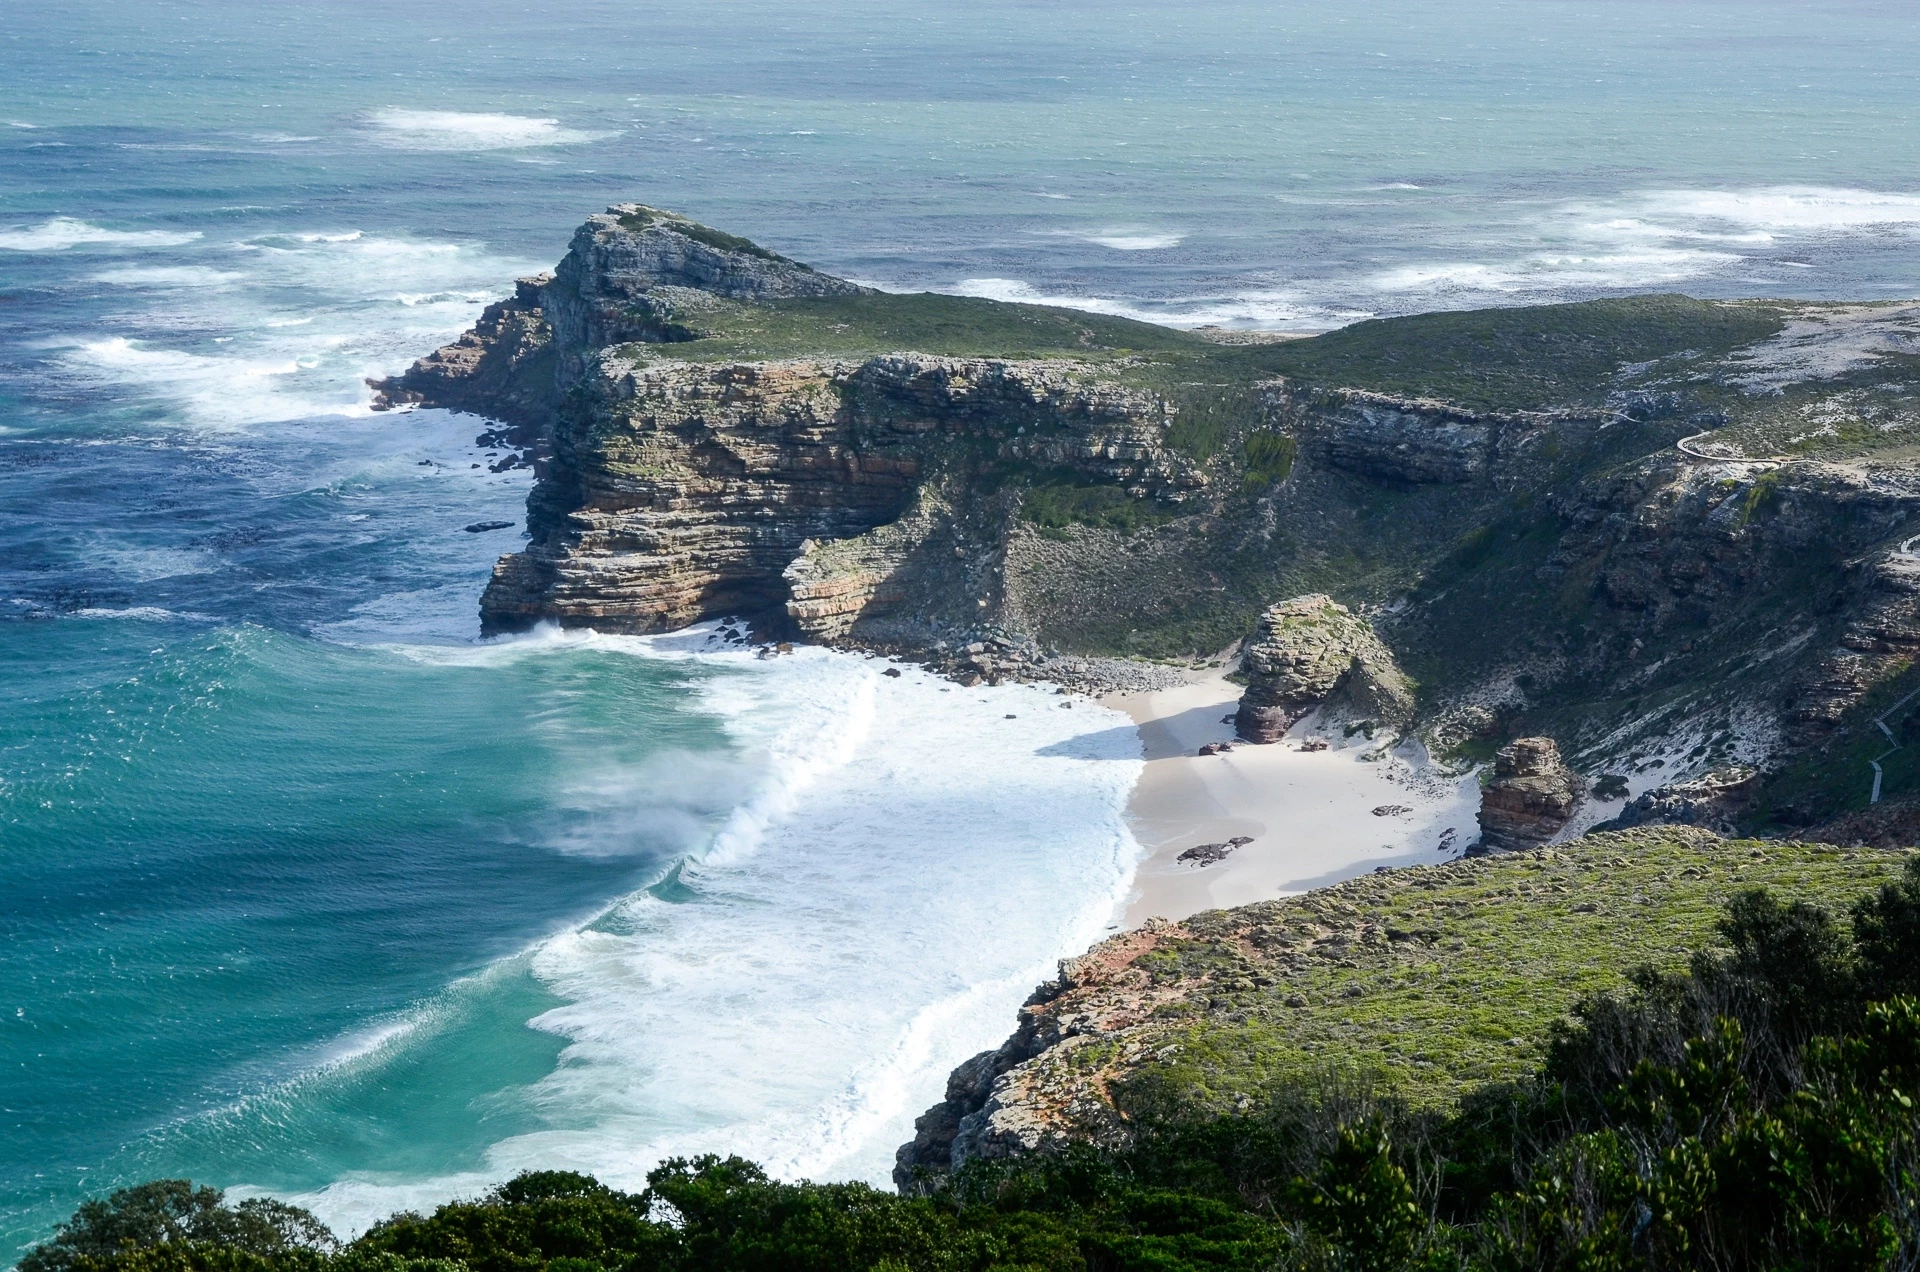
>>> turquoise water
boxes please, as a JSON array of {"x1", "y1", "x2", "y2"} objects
[{"x1": 5, "y1": 0, "x2": 1920, "y2": 1257}]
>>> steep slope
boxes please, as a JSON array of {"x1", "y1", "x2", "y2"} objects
[{"x1": 892, "y1": 829, "x2": 1908, "y2": 1191}]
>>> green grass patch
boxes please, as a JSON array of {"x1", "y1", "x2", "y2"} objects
[
  {"x1": 1021, "y1": 480, "x2": 1178, "y2": 534},
  {"x1": 1256, "y1": 295, "x2": 1784, "y2": 413},
  {"x1": 1241, "y1": 431, "x2": 1297, "y2": 490},
  {"x1": 1107, "y1": 829, "x2": 1905, "y2": 1112},
  {"x1": 619, "y1": 292, "x2": 1206, "y2": 366}
]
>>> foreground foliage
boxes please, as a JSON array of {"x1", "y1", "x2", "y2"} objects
[{"x1": 25, "y1": 858, "x2": 1920, "y2": 1272}]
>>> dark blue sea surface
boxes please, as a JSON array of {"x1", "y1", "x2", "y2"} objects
[{"x1": 4, "y1": 0, "x2": 1919, "y2": 1256}]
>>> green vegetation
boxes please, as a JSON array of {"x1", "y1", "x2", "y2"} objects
[
  {"x1": 1257, "y1": 295, "x2": 1784, "y2": 413},
  {"x1": 31, "y1": 856, "x2": 1920, "y2": 1271},
  {"x1": 1240, "y1": 432, "x2": 1297, "y2": 490},
  {"x1": 616, "y1": 206, "x2": 799, "y2": 264},
  {"x1": 1109, "y1": 833, "x2": 1903, "y2": 1106},
  {"x1": 1020, "y1": 481, "x2": 1177, "y2": 534},
  {"x1": 613, "y1": 293, "x2": 1203, "y2": 366},
  {"x1": 616, "y1": 289, "x2": 1793, "y2": 422}
]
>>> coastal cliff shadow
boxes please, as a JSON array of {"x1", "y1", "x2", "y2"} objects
[
  {"x1": 1035, "y1": 701, "x2": 1237, "y2": 762},
  {"x1": 1035, "y1": 724, "x2": 1142, "y2": 761},
  {"x1": 1276, "y1": 842, "x2": 1458, "y2": 894},
  {"x1": 1135, "y1": 702, "x2": 1237, "y2": 760}
]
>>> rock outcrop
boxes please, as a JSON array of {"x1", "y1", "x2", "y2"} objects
[
  {"x1": 895, "y1": 830, "x2": 1898, "y2": 1192},
  {"x1": 1476, "y1": 737, "x2": 1583, "y2": 852},
  {"x1": 1234, "y1": 595, "x2": 1412, "y2": 743},
  {"x1": 1611, "y1": 765, "x2": 1760, "y2": 835},
  {"x1": 379, "y1": 200, "x2": 1920, "y2": 828},
  {"x1": 479, "y1": 352, "x2": 1198, "y2": 638},
  {"x1": 542, "y1": 205, "x2": 868, "y2": 378},
  {"x1": 369, "y1": 275, "x2": 558, "y2": 432}
]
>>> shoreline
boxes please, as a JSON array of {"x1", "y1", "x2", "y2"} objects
[{"x1": 1103, "y1": 672, "x2": 1480, "y2": 924}]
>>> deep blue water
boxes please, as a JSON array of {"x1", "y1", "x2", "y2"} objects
[{"x1": 5, "y1": 0, "x2": 1920, "y2": 1257}]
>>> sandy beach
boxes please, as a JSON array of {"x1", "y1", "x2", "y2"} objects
[{"x1": 1106, "y1": 673, "x2": 1481, "y2": 924}]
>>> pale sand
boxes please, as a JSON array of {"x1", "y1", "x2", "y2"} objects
[{"x1": 1105, "y1": 673, "x2": 1481, "y2": 925}]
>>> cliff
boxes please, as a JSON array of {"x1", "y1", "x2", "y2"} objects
[
  {"x1": 371, "y1": 201, "x2": 1920, "y2": 1195},
  {"x1": 376, "y1": 204, "x2": 1920, "y2": 827}
]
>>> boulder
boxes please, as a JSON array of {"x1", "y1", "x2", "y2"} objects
[
  {"x1": 1234, "y1": 595, "x2": 1413, "y2": 743},
  {"x1": 1476, "y1": 737, "x2": 1582, "y2": 852},
  {"x1": 1611, "y1": 765, "x2": 1759, "y2": 835}
]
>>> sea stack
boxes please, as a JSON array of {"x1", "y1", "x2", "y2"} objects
[
  {"x1": 1476, "y1": 737, "x2": 1582, "y2": 852},
  {"x1": 1234, "y1": 595, "x2": 1411, "y2": 743}
]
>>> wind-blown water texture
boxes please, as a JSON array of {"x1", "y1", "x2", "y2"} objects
[{"x1": 4, "y1": 0, "x2": 1920, "y2": 1258}]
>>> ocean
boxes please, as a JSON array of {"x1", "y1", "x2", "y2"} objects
[{"x1": 4, "y1": 0, "x2": 1919, "y2": 1255}]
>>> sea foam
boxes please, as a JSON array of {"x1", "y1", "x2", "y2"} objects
[
  {"x1": 0, "y1": 218, "x2": 202, "y2": 251},
  {"x1": 366, "y1": 110, "x2": 616, "y2": 151},
  {"x1": 285, "y1": 633, "x2": 1143, "y2": 1234}
]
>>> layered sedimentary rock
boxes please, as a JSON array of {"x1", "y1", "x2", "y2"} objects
[
  {"x1": 380, "y1": 200, "x2": 1920, "y2": 831},
  {"x1": 1260, "y1": 381, "x2": 1593, "y2": 486},
  {"x1": 480, "y1": 351, "x2": 1199, "y2": 638},
  {"x1": 369, "y1": 276, "x2": 557, "y2": 431},
  {"x1": 894, "y1": 922, "x2": 1179, "y2": 1194},
  {"x1": 542, "y1": 205, "x2": 869, "y2": 378},
  {"x1": 1234, "y1": 595, "x2": 1412, "y2": 743},
  {"x1": 1476, "y1": 737, "x2": 1583, "y2": 852}
]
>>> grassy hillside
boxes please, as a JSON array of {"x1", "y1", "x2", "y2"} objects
[
  {"x1": 1076, "y1": 829, "x2": 1908, "y2": 1113},
  {"x1": 615, "y1": 291, "x2": 1793, "y2": 434}
]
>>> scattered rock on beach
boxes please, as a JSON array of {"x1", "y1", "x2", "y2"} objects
[
  {"x1": 1197, "y1": 741, "x2": 1237, "y2": 757},
  {"x1": 1176, "y1": 836, "x2": 1254, "y2": 867},
  {"x1": 1371, "y1": 804, "x2": 1411, "y2": 817}
]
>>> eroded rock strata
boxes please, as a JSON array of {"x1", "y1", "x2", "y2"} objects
[{"x1": 1475, "y1": 737, "x2": 1583, "y2": 852}]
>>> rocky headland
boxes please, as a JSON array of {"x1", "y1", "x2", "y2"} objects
[
  {"x1": 380, "y1": 203, "x2": 1920, "y2": 839},
  {"x1": 379, "y1": 201, "x2": 1920, "y2": 1189}
]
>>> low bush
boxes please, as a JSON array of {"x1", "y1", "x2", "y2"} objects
[{"x1": 26, "y1": 859, "x2": 1920, "y2": 1272}]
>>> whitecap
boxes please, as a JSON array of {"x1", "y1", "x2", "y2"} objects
[
  {"x1": 367, "y1": 109, "x2": 617, "y2": 151},
  {"x1": 1081, "y1": 231, "x2": 1184, "y2": 251},
  {"x1": 69, "y1": 606, "x2": 207, "y2": 622},
  {"x1": 90, "y1": 265, "x2": 247, "y2": 287},
  {"x1": 1626, "y1": 185, "x2": 1920, "y2": 234},
  {"x1": 0, "y1": 217, "x2": 202, "y2": 251},
  {"x1": 952, "y1": 277, "x2": 1360, "y2": 331},
  {"x1": 492, "y1": 650, "x2": 1143, "y2": 1188},
  {"x1": 1367, "y1": 246, "x2": 1744, "y2": 295}
]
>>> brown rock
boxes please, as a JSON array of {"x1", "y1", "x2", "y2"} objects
[
  {"x1": 1476, "y1": 737, "x2": 1583, "y2": 852},
  {"x1": 1234, "y1": 596, "x2": 1412, "y2": 743}
]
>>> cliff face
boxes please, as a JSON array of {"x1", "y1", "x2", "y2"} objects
[
  {"x1": 1475, "y1": 737, "x2": 1582, "y2": 852},
  {"x1": 384, "y1": 203, "x2": 1920, "y2": 824},
  {"x1": 376, "y1": 203, "x2": 1920, "y2": 1192},
  {"x1": 479, "y1": 349, "x2": 1200, "y2": 640}
]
